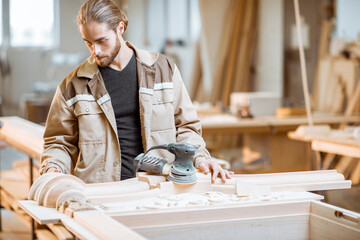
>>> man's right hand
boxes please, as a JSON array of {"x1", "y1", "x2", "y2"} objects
[{"x1": 46, "y1": 167, "x2": 61, "y2": 173}]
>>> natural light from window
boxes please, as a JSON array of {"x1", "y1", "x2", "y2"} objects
[{"x1": 10, "y1": 0, "x2": 54, "y2": 47}]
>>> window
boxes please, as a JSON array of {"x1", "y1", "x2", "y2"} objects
[{"x1": 10, "y1": 0, "x2": 54, "y2": 47}]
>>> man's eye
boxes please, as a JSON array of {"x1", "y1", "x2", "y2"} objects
[{"x1": 99, "y1": 40, "x2": 106, "y2": 44}]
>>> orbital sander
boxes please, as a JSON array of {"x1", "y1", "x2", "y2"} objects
[{"x1": 134, "y1": 142, "x2": 198, "y2": 184}]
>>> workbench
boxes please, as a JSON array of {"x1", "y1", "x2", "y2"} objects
[
  {"x1": 200, "y1": 113, "x2": 360, "y2": 135},
  {"x1": 288, "y1": 127, "x2": 360, "y2": 184},
  {"x1": 200, "y1": 113, "x2": 360, "y2": 173},
  {"x1": 18, "y1": 171, "x2": 360, "y2": 240}
]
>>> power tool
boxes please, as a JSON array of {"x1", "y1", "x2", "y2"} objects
[{"x1": 134, "y1": 142, "x2": 198, "y2": 184}]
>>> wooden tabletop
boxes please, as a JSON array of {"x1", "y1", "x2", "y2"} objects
[
  {"x1": 311, "y1": 135, "x2": 360, "y2": 158},
  {"x1": 0, "y1": 116, "x2": 44, "y2": 161},
  {"x1": 200, "y1": 113, "x2": 360, "y2": 134}
]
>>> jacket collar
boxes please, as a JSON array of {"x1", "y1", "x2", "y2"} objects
[{"x1": 77, "y1": 41, "x2": 159, "y2": 79}]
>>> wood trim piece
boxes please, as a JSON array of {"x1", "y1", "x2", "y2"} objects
[{"x1": 73, "y1": 211, "x2": 146, "y2": 240}]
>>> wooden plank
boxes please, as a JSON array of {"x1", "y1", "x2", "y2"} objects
[
  {"x1": 233, "y1": 0, "x2": 258, "y2": 92},
  {"x1": 212, "y1": 170, "x2": 344, "y2": 185},
  {"x1": 18, "y1": 200, "x2": 70, "y2": 224},
  {"x1": 89, "y1": 189, "x2": 161, "y2": 205},
  {"x1": 0, "y1": 116, "x2": 44, "y2": 160},
  {"x1": 74, "y1": 211, "x2": 146, "y2": 240},
  {"x1": 61, "y1": 218, "x2": 100, "y2": 240},
  {"x1": 210, "y1": 0, "x2": 237, "y2": 104},
  {"x1": 312, "y1": 140, "x2": 360, "y2": 158},
  {"x1": 0, "y1": 179, "x2": 29, "y2": 200},
  {"x1": 310, "y1": 214, "x2": 360, "y2": 239},
  {"x1": 36, "y1": 229, "x2": 58, "y2": 240},
  {"x1": 311, "y1": 201, "x2": 360, "y2": 227},
  {"x1": 221, "y1": 0, "x2": 245, "y2": 106},
  {"x1": 109, "y1": 201, "x2": 311, "y2": 228},
  {"x1": 133, "y1": 214, "x2": 309, "y2": 240},
  {"x1": 350, "y1": 160, "x2": 360, "y2": 185},
  {"x1": 310, "y1": 201, "x2": 360, "y2": 239},
  {"x1": 47, "y1": 223, "x2": 75, "y2": 240},
  {"x1": 85, "y1": 179, "x2": 149, "y2": 197}
]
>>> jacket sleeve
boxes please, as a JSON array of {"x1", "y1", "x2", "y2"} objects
[
  {"x1": 39, "y1": 86, "x2": 79, "y2": 174},
  {"x1": 172, "y1": 64, "x2": 211, "y2": 167}
]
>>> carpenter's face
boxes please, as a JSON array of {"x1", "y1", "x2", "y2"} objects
[{"x1": 80, "y1": 21, "x2": 121, "y2": 67}]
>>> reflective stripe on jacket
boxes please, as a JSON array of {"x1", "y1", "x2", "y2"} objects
[{"x1": 39, "y1": 42, "x2": 211, "y2": 183}]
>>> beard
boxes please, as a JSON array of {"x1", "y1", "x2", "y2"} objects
[{"x1": 95, "y1": 37, "x2": 121, "y2": 67}]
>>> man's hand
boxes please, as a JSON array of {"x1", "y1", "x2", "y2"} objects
[
  {"x1": 46, "y1": 167, "x2": 61, "y2": 173},
  {"x1": 197, "y1": 160, "x2": 234, "y2": 183}
]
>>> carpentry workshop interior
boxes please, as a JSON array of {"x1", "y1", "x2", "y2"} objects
[{"x1": 0, "y1": 0, "x2": 360, "y2": 239}]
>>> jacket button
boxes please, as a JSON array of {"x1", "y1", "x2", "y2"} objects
[
  {"x1": 85, "y1": 108, "x2": 89, "y2": 112},
  {"x1": 113, "y1": 161, "x2": 119, "y2": 167},
  {"x1": 158, "y1": 99, "x2": 162, "y2": 103}
]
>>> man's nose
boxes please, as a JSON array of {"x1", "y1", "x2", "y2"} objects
[{"x1": 93, "y1": 44, "x2": 101, "y2": 56}]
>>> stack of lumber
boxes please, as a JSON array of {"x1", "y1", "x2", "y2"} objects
[
  {"x1": 0, "y1": 116, "x2": 75, "y2": 239},
  {"x1": 0, "y1": 159, "x2": 39, "y2": 227},
  {"x1": 310, "y1": 28, "x2": 360, "y2": 184},
  {"x1": 191, "y1": 0, "x2": 258, "y2": 106}
]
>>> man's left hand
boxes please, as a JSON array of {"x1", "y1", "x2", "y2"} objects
[{"x1": 197, "y1": 160, "x2": 234, "y2": 183}]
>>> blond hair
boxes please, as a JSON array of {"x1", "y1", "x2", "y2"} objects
[{"x1": 77, "y1": 0, "x2": 128, "y2": 31}]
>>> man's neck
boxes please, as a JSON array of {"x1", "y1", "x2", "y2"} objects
[{"x1": 109, "y1": 40, "x2": 133, "y2": 71}]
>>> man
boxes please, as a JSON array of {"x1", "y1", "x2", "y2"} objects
[{"x1": 40, "y1": 0, "x2": 232, "y2": 183}]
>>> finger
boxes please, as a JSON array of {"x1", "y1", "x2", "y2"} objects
[
  {"x1": 212, "y1": 169, "x2": 219, "y2": 183},
  {"x1": 229, "y1": 171, "x2": 235, "y2": 175},
  {"x1": 225, "y1": 170, "x2": 232, "y2": 179},
  {"x1": 220, "y1": 170, "x2": 227, "y2": 182},
  {"x1": 198, "y1": 162, "x2": 210, "y2": 174}
]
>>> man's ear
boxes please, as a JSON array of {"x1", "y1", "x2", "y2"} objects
[{"x1": 117, "y1": 22, "x2": 125, "y2": 35}]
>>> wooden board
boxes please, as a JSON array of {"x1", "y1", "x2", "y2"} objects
[
  {"x1": 0, "y1": 116, "x2": 44, "y2": 160},
  {"x1": 74, "y1": 210, "x2": 145, "y2": 240},
  {"x1": 18, "y1": 200, "x2": 70, "y2": 224}
]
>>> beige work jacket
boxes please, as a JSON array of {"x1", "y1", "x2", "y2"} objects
[{"x1": 40, "y1": 42, "x2": 211, "y2": 183}]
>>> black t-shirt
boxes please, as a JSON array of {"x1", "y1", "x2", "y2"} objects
[{"x1": 99, "y1": 52, "x2": 143, "y2": 180}]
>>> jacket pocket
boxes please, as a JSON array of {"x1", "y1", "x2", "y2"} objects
[
  {"x1": 75, "y1": 141, "x2": 106, "y2": 183},
  {"x1": 151, "y1": 89, "x2": 175, "y2": 131},
  {"x1": 74, "y1": 101, "x2": 106, "y2": 143}
]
